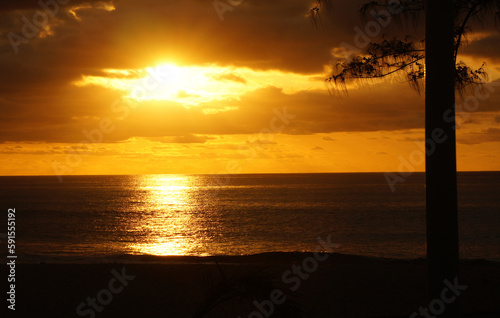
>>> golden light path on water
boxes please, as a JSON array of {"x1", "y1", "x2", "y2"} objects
[{"x1": 127, "y1": 175, "x2": 209, "y2": 256}]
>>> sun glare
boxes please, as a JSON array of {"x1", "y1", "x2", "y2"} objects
[
  {"x1": 130, "y1": 64, "x2": 250, "y2": 105},
  {"x1": 127, "y1": 175, "x2": 202, "y2": 256},
  {"x1": 73, "y1": 63, "x2": 326, "y2": 107}
]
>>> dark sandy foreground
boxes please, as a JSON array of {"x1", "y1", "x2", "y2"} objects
[{"x1": 7, "y1": 253, "x2": 500, "y2": 318}]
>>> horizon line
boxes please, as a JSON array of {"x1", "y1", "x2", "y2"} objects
[{"x1": 1, "y1": 170, "x2": 499, "y2": 177}]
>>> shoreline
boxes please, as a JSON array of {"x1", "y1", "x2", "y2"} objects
[
  {"x1": 10, "y1": 253, "x2": 500, "y2": 317},
  {"x1": 7, "y1": 251, "x2": 500, "y2": 264}
]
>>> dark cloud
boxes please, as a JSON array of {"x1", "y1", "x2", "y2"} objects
[
  {"x1": 462, "y1": 33, "x2": 500, "y2": 62},
  {"x1": 246, "y1": 139, "x2": 278, "y2": 145},
  {"x1": 458, "y1": 127, "x2": 500, "y2": 145},
  {"x1": 0, "y1": 0, "x2": 368, "y2": 73},
  {"x1": 148, "y1": 134, "x2": 214, "y2": 144},
  {"x1": 2, "y1": 75, "x2": 500, "y2": 144},
  {"x1": 0, "y1": 1, "x2": 103, "y2": 12},
  {"x1": 0, "y1": 83, "x2": 427, "y2": 143},
  {"x1": 212, "y1": 73, "x2": 247, "y2": 84},
  {"x1": 0, "y1": 0, "x2": 499, "y2": 146}
]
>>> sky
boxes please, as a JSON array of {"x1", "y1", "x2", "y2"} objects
[{"x1": 1, "y1": 0, "x2": 500, "y2": 177}]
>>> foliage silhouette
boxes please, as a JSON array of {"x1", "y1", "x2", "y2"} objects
[{"x1": 310, "y1": 1, "x2": 499, "y2": 317}]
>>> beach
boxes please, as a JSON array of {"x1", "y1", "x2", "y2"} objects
[
  {"x1": 3, "y1": 174, "x2": 499, "y2": 317},
  {"x1": 12, "y1": 253, "x2": 500, "y2": 317},
  {"x1": 2, "y1": 0, "x2": 500, "y2": 315}
]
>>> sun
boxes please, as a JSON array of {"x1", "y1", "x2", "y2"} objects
[
  {"x1": 72, "y1": 62, "x2": 327, "y2": 108},
  {"x1": 128, "y1": 63, "x2": 251, "y2": 105},
  {"x1": 73, "y1": 63, "x2": 251, "y2": 106}
]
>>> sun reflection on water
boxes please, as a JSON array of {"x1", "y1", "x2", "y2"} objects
[{"x1": 127, "y1": 175, "x2": 204, "y2": 256}]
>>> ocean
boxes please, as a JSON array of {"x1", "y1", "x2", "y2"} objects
[{"x1": 1, "y1": 172, "x2": 499, "y2": 263}]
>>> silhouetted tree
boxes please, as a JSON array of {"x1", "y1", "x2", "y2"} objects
[
  {"x1": 425, "y1": 2, "x2": 459, "y2": 318},
  {"x1": 311, "y1": 1, "x2": 500, "y2": 317}
]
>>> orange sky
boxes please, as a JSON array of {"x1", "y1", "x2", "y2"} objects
[{"x1": 1, "y1": 0, "x2": 500, "y2": 177}]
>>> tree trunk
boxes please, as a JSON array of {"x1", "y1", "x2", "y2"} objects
[{"x1": 425, "y1": 0, "x2": 460, "y2": 317}]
